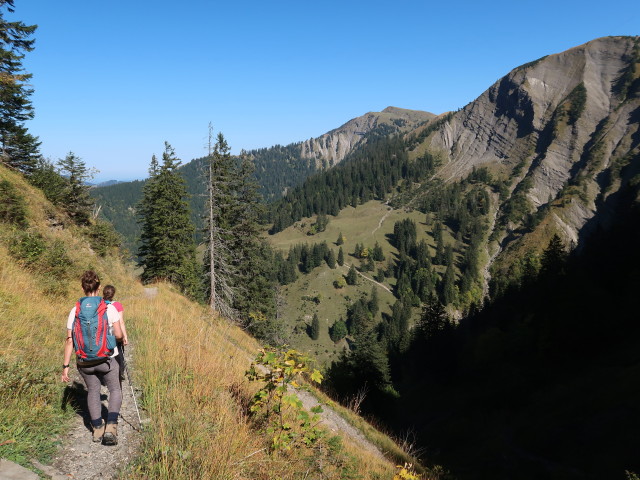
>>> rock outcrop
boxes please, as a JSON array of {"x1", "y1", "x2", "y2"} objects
[
  {"x1": 420, "y1": 36, "x2": 640, "y2": 254},
  {"x1": 301, "y1": 106, "x2": 434, "y2": 168}
]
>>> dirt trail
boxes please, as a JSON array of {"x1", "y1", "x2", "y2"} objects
[
  {"x1": 371, "y1": 205, "x2": 392, "y2": 237},
  {"x1": 341, "y1": 263, "x2": 392, "y2": 294},
  {"x1": 48, "y1": 345, "x2": 143, "y2": 480}
]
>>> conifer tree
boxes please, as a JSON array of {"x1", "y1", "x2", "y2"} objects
[
  {"x1": 337, "y1": 246, "x2": 344, "y2": 266},
  {"x1": 541, "y1": 234, "x2": 567, "y2": 276},
  {"x1": 352, "y1": 329, "x2": 391, "y2": 389},
  {"x1": 230, "y1": 151, "x2": 276, "y2": 321},
  {"x1": 346, "y1": 264, "x2": 358, "y2": 285},
  {"x1": 310, "y1": 313, "x2": 320, "y2": 340},
  {"x1": 326, "y1": 248, "x2": 337, "y2": 269},
  {"x1": 417, "y1": 296, "x2": 450, "y2": 342},
  {"x1": 137, "y1": 143, "x2": 199, "y2": 298},
  {"x1": 336, "y1": 231, "x2": 345, "y2": 245},
  {"x1": 440, "y1": 262, "x2": 457, "y2": 305},
  {"x1": 203, "y1": 130, "x2": 278, "y2": 333},
  {"x1": 434, "y1": 223, "x2": 445, "y2": 264},
  {"x1": 372, "y1": 241, "x2": 385, "y2": 261},
  {"x1": 330, "y1": 318, "x2": 348, "y2": 343},
  {"x1": 368, "y1": 286, "x2": 379, "y2": 317},
  {"x1": 0, "y1": 1, "x2": 40, "y2": 174},
  {"x1": 57, "y1": 152, "x2": 95, "y2": 225}
]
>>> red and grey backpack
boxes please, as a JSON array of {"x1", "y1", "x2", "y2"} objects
[{"x1": 72, "y1": 296, "x2": 116, "y2": 366}]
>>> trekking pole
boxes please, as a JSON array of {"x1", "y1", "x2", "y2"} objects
[{"x1": 121, "y1": 344, "x2": 144, "y2": 431}]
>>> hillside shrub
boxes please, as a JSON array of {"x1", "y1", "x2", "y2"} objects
[
  {"x1": 9, "y1": 232, "x2": 72, "y2": 295},
  {"x1": 245, "y1": 347, "x2": 324, "y2": 452},
  {"x1": 0, "y1": 179, "x2": 28, "y2": 227},
  {"x1": 86, "y1": 219, "x2": 122, "y2": 257},
  {"x1": 9, "y1": 231, "x2": 46, "y2": 266},
  {"x1": 330, "y1": 319, "x2": 348, "y2": 343}
]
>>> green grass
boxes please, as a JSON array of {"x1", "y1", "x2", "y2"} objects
[
  {"x1": 267, "y1": 200, "x2": 459, "y2": 366},
  {"x1": 0, "y1": 359, "x2": 74, "y2": 471}
]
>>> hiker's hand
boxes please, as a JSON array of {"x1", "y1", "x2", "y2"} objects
[
  {"x1": 61, "y1": 367, "x2": 70, "y2": 383},
  {"x1": 123, "y1": 335, "x2": 129, "y2": 346}
]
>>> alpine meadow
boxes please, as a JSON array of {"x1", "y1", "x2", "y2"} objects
[{"x1": 1, "y1": 1, "x2": 639, "y2": 478}]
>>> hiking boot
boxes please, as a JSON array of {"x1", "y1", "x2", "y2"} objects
[
  {"x1": 103, "y1": 423, "x2": 118, "y2": 446},
  {"x1": 92, "y1": 422, "x2": 105, "y2": 443}
]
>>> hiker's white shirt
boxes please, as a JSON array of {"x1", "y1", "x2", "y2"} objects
[{"x1": 67, "y1": 303, "x2": 121, "y2": 357}]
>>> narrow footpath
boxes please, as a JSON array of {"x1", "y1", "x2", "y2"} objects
[{"x1": 48, "y1": 345, "x2": 143, "y2": 480}]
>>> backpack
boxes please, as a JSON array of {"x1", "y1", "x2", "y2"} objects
[{"x1": 72, "y1": 296, "x2": 116, "y2": 366}]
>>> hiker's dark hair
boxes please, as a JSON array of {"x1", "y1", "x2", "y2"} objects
[
  {"x1": 81, "y1": 270, "x2": 100, "y2": 295},
  {"x1": 103, "y1": 284, "x2": 116, "y2": 301}
]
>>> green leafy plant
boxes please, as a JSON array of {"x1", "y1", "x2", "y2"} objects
[
  {"x1": 245, "y1": 347, "x2": 324, "y2": 452},
  {"x1": 393, "y1": 463, "x2": 421, "y2": 479}
]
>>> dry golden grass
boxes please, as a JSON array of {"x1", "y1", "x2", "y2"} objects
[{"x1": 127, "y1": 283, "x2": 398, "y2": 479}]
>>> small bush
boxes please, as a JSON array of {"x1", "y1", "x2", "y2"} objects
[
  {"x1": 8, "y1": 232, "x2": 72, "y2": 296},
  {"x1": 86, "y1": 220, "x2": 121, "y2": 257},
  {"x1": 0, "y1": 179, "x2": 28, "y2": 227},
  {"x1": 9, "y1": 231, "x2": 47, "y2": 266}
]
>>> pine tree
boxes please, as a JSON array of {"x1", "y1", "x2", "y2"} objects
[
  {"x1": 330, "y1": 318, "x2": 348, "y2": 343},
  {"x1": 417, "y1": 296, "x2": 450, "y2": 342},
  {"x1": 541, "y1": 234, "x2": 566, "y2": 276},
  {"x1": 310, "y1": 313, "x2": 320, "y2": 340},
  {"x1": 368, "y1": 286, "x2": 379, "y2": 317},
  {"x1": 336, "y1": 231, "x2": 345, "y2": 245},
  {"x1": 137, "y1": 142, "x2": 199, "y2": 298},
  {"x1": 337, "y1": 246, "x2": 344, "y2": 266},
  {"x1": 326, "y1": 248, "x2": 337, "y2": 269},
  {"x1": 0, "y1": 2, "x2": 40, "y2": 174},
  {"x1": 352, "y1": 329, "x2": 391, "y2": 389},
  {"x1": 56, "y1": 152, "x2": 95, "y2": 225},
  {"x1": 440, "y1": 262, "x2": 457, "y2": 305},
  {"x1": 230, "y1": 151, "x2": 276, "y2": 322},
  {"x1": 372, "y1": 241, "x2": 385, "y2": 261},
  {"x1": 346, "y1": 264, "x2": 358, "y2": 285},
  {"x1": 434, "y1": 224, "x2": 445, "y2": 264}
]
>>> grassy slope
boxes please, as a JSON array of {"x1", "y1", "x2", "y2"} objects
[
  {"x1": 268, "y1": 199, "x2": 457, "y2": 366},
  {"x1": 0, "y1": 165, "x2": 405, "y2": 479}
]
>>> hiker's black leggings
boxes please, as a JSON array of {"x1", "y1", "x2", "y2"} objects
[{"x1": 78, "y1": 357, "x2": 122, "y2": 424}]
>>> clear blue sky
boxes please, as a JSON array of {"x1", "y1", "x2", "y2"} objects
[{"x1": 11, "y1": 0, "x2": 639, "y2": 182}]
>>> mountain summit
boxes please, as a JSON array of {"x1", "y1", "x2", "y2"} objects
[{"x1": 299, "y1": 106, "x2": 434, "y2": 168}]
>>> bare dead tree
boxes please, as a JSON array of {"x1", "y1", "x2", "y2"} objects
[{"x1": 202, "y1": 123, "x2": 239, "y2": 320}]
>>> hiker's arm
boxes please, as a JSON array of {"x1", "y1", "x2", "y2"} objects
[
  {"x1": 107, "y1": 304, "x2": 124, "y2": 342},
  {"x1": 61, "y1": 329, "x2": 73, "y2": 383},
  {"x1": 112, "y1": 319, "x2": 123, "y2": 342},
  {"x1": 119, "y1": 311, "x2": 128, "y2": 345}
]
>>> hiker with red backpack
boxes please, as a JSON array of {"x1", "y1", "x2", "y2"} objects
[{"x1": 61, "y1": 270, "x2": 123, "y2": 445}]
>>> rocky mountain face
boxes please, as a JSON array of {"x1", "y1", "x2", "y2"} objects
[
  {"x1": 301, "y1": 106, "x2": 434, "y2": 168},
  {"x1": 418, "y1": 36, "x2": 639, "y2": 261}
]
